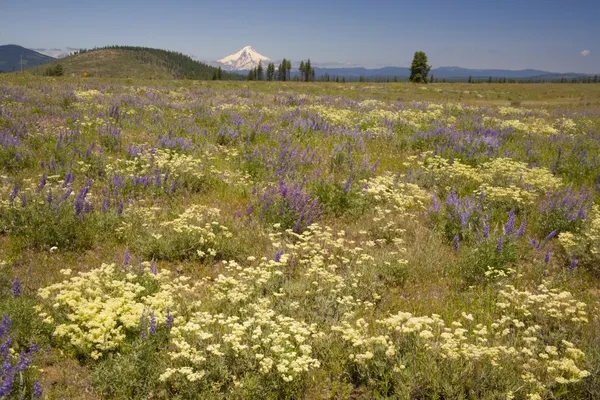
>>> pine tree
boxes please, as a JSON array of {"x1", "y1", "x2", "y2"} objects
[
  {"x1": 488, "y1": 76, "x2": 492, "y2": 84},
  {"x1": 286, "y1": 59, "x2": 292, "y2": 81},
  {"x1": 266, "y1": 63, "x2": 274, "y2": 81},
  {"x1": 305, "y1": 59, "x2": 312, "y2": 82},
  {"x1": 257, "y1": 61, "x2": 264, "y2": 81},
  {"x1": 409, "y1": 51, "x2": 431, "y2": 83},
  {"x1": 54, "y1": 63, "x2": 64, "y2": 76},
  {"x1": 594, "y1": 75, "x2": 598, "y2": 83},
  {"x1": 278, "y1": 59, "x2": 286, "y2": 81},
  {"x1": 468, "y1": 75, "x2": 472, "y2": 83},
  {"x1": 429, "y1": 74, "x2": 434, "y2": 83},
  {"x1": 217, "y1": 66, "x2": 223, "y2": 80},
  {"x1": 299, "y1": 61, "x2": 305, "y2": 81}
]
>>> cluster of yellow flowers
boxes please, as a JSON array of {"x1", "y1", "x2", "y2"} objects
[
  {"x1": 107, "y1": 147, "x2": 252, "y2": 189},
  {"x1": 209, "y1": 256, "x2": 287, "y2": 304},
  {"x1": 307, "y1": 105, "x2": 358, "y2": 127},
  {"x1": 37, "y1": 263, "x2": 196, "y2": 359},
  {"x1": 413, "y1": 152, "x2": 563, "y2": 207},
  {"x1": 361, "y1": 172, "x2": 430, "y2": 212},
  {"x1": 332, "y1": 281, "x2": 589, "y2": 399},
  {"x1": 559, "y1": 205, "x2": 600, "y2": 270},
  {"x1": 139, "y1": 205, "x2": 232, "y2": 260},
  {"x1": 161, "y1": 298, "x2": 321, "y2": 384}
]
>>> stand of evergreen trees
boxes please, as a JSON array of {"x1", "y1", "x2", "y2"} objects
[{"x1": 91, "y1": 45, "x2": 243, "y2": 80}]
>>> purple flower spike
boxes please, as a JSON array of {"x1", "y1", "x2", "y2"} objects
[
  {"x1": 149, "y1": 313, "x2": 157, "y2": 335},
  {"x1": 33, "y1": 381, "x2": 43, "y2": 399},
  {"x1": 12, "y1": 278, "x2": 21, "y2": 297},
  {"x1": 569, "y1": 257, "x2": 578, "y2": 271},
  {"x1": 274, "y1": 249, "x2": 284, "y2": 262},
  {"x1": 544, "y1": 249, "x2": 551, "y2": 264},
  {"x1": 504, "y1": 209, "x2": 516, "y2": 235},
  {"x1": 516, "y1": 217, "x2": 526, "y2": 238},
  {"x1": 149, "y1": 260, "x2": 158, "y2": 275},
  {"x1": 545, "y1": 230, "x2": 557, "y2": 241},
  {"x1": 453, "y1": 234, "x2": 460, "y2": 252},
  {"x1": 496, "y1": 237, "x2": 504, "y2": 252},
  {"x1": 165, "y1": 308, "x2": 174, "y2": 329}
]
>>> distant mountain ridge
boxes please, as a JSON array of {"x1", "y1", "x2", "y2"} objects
[
  {"x1": 25, "y1": 46, "x2": 243, "y2": 80},
  {"x1": 0, "y1": 45, "x2": 55, "y2": 72}
]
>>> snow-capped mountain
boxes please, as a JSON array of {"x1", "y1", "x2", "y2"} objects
[{"x1": 217, "y1": 46, "x2": 271, "y2": 71}]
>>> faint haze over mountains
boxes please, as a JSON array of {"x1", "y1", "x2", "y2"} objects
[{"x1": 0, "y1": 0, "x2": 598, "y2": 73}]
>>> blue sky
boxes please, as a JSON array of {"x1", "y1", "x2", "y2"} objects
[{"x1": 1, "y1": 0, "x2": 599, "y2": 73}]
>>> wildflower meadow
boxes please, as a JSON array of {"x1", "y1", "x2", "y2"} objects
[{"x1": 0, "y1": 75, "x2": 599, "y2": 399}]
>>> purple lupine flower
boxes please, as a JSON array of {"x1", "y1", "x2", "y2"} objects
[
  {"x1": 544, "y1": 249, "x2": 551, "y2": 264},
  {"x1": 101, "y1": 198, "x2": 110, "y2": 213},
  {"x1": 149, "y1": 260, "x2": 158, "y2": 275},
  {"x1": 569, "y1": 257, "x2": 578, "y2": 271},
  {"x1": 123, "y1": 249, "x2": 130, "y2": 266},
  {"x1": 496, "y1": 237, "x2": 504, "y2": 252},
  {"x1": 74, "y1": 180, "x2": 92, "y2": 216},
  {"x1": 343, "y1": 176, "x2": 352, "y2": 194},
  {"x1": 459, "y1": 211, "x2": 470, "y2": 229},
  {"x1": 46, "y1": 189, "x2": 53, "y2": 204},
  {"x1": 274, "y1": 249, "x2": 283, "y2": 262},
  {"x1": 33, "y1": 381, "x2": 43, "y2": 399},
  {"x1": 504, "y1": 209, "x2": 516, "y2": 235},
  {"x1": 149, "y1": 313, "x2": 157, "y2": 336},
  {"x1": 453, "y1": 234, "x2": 460, "y2": 252},
  {"x1": 117, "y1": 199, "x2": 124, "y2": 216},
  {"x1": 8, "y1": 185, "x2": 18, "y2": 202},
  {"x1": 11, "y1": 278, "x2": 21, "y2": 297},
  {"x1": 545, "y1": 230, "x2": 558, "y2": 241},
  {"x1": 0, "y1": 315, "x2": 12, "y2": 337},
  {"x1": 516, "y1": 217, "x2": 526, "y2": 238},
  {"x1": 164, "y1": 308, "x2": 174, "y2": 329},
  {"x1": 430, "y1": 193, "x2": 441, "y2": 212},
  {"x1": 482, "y1": 219, "x2": 490, "y2": 239},
  {"x1": 36, "y1": 174, "x2": 47, "y2": 193}
]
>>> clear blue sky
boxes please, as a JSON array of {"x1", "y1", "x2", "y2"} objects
[{"x1": 1, "y1": 0, "x2": 599, "y2": 73}]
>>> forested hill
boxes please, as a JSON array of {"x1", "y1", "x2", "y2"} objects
[{"x1": 28, "y1": 45, "x2": 241, "y2": 80}]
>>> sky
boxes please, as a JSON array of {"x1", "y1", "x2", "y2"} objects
[{"x1": 1, "y1": 0, "x2": 599, "y2": 73}]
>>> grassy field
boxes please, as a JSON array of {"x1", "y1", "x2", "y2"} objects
[{"x1": 1, "y1": 75, "x2": 599, "y2": 399}]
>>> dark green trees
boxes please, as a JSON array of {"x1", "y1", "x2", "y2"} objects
[
  {"x1": 299, "y1": 59, "x2": 315, "y2": 82},
  {"x1": 44, "y1": 63, "x2": 64, "y2": 77},
  {"x1": 266, "y1": 63, "x2": 275, "y2": 81},
  {"x1": 409, "y1": 51, "x2": 431, "y2": 83},
  {"x1": 277, "y1": 59, "x2": 291, "y2": 81},
  {"x1": 257, "y1": 61, "x2": 264, "y2": 81}
]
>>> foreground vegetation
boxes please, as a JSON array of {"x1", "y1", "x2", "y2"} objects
[{"x1": 0, "y1": 75, "x2": 599, "y2": 399}]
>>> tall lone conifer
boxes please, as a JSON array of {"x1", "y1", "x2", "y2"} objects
[{"x1": 409, "y1": 51, "x2": 430, "y2": 83}]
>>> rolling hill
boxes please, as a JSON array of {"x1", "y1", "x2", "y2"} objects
[
  {"x1": 27, "y1": 46, "x2": 242, "y2": 80},
  {"x1": 0, "y1": 44, "x2": 55, "y2": 73}
]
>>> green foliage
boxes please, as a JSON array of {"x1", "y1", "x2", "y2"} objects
[
  {"x1": 0, "y1": 200, "x2": 115, "y2": 251},
  {"x1": 459, "y1": 237, "x2": 518, "y2": 285},
  {"x1": 409, "y1": 51, "x2": 431, "y2": 83},
  {"x1": 44, "y1": 63, "x2": 64, "y2": 76},
  {"x1": 92, "y1": 336, "x2": 168, "y2": 399},
  {"x1": 313, "y1": 180, "x2": 365, "y2": 218}
]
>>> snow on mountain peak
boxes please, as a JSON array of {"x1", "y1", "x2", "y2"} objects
[{"x1": 217, "y1": 46, "x2": 271, "y2": 71}]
